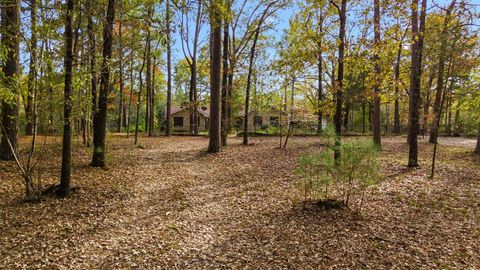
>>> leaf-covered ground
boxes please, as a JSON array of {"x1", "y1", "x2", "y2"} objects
[{"x1": 1, "y1": 135, "x2": 479, "y2": 269}]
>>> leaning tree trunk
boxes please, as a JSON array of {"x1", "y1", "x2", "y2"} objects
[
  {"x1": 207, "y1": 2, "x2": 222, "y2": 153},
  {"x1": 0, "y1": 0, "x2": 20, "y2": 161},
  {"x1": 372, "y1": 0, "x2": 382, "y2": 147},
  {"x1": 91, "y1": 0, "x2": 115, "y2": 167},
  {"x1": 59, "y1": 0, "x2": 75, "y2": 197},
  {"x1": 243, "y1": 2, "x2": 274, "y2": 145},
  {"x1": 429, "y1": 0, "x2": 455, "y2": 144},
  {"x1": 243, "y1": 32, "x2": 259, "y2": 145}
]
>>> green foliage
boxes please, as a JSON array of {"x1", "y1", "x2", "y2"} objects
[{"x1": 294, "y1": 136, "x2": 381, "y2": 212}]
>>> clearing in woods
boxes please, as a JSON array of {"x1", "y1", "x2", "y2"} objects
[{"x1": 0, "y1": 135, "x2": 479, "y2": 269}]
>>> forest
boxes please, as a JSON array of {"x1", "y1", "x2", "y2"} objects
[{"x1": 0, "y1": 0, "x2": 479, "y2": 268}]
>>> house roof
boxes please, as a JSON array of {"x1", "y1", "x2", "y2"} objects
[{"x1": 171, "y1": 105, "x2": 210, "y2": 118}]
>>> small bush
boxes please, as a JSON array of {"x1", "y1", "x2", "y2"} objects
[{"x1": 294, "y1": 137, "x2": 381, "y2": 212}]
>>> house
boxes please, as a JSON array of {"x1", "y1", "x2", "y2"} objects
[
  {"x1": 170, "y1": 105, "x2": 210, "y2": 133},
  {"x1": 236, "y1": 107, "x2": 288, "y2": 132},
  {"x1": 236, "y1": 106, "x2": 328, "y2": 132}
]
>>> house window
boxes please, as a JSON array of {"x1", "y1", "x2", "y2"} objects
[
  {"x1": 174, "y1": 117, "x2": 184, "y2": 127},
  {"x1": 270, "y1": 116, "x2": 279, "y2": 127},
  {"x1": 254, "y1": 116, "x2": 262, "y2": 126}
]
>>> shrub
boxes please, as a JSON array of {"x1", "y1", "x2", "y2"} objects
[{"x1": 294, "y1": 137, "x2": 381, "y2": 212}]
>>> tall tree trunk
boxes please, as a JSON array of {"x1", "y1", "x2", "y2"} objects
[
  {"x1": 134, "y1": 43, "x2": 147, "y2": 145},
  {"x1": 150, "y1": 58, "x2": 156, "y2": 135},
  {"x1": 91, "y1": 0, "x2": 115, "y2": 167},
  {"x1": 145, "y1": 8, "x2": 152, "y2": 135},
  {"x1": 188, "y1": 0, "x2": 202, "y2": 135},
  {"x1": 26, "y1": 0, "x2": 37, "y2": 136},
  {"x1": 445, "y1": 78, "x2": 453, "y2": 136},
  {"x1": 283, "y1": 77, "x2": 295, "y2": 149},
  {"x1": 423, "y1": 65, "x2": 436, "y2": 133},
  {"x1": 207, "y1": 2, "x2": 222, "y2": 153},
  {"x1": 127, "y1": 42, "x2": 134, "y2": 138},
  {"x1": 189, "y1": 64, "x2": 196, "y2": 134},
  {"x1": 316, "y1": 8, "x2": 324, "y2": 134},
  {"x1": 243, "y1": 3, "x2": 275, "y2": 145},
  {"x1": 429, "y1": 0, "x2": 455, "y2": 144},
  {"x1": 372, "y1": 0, "x2": 382, "y2": 147},
  {"x1": 407, "y1": 0, "x2": 426, "y2": 167},
  {"x1": 393, "y1": 40, "x2": 402, "y2": 134},
  {"x1": 221, "y1": 9, "x2": 230, "y2": 147},
  {"x1": 87, "y1": 0, "x2": 96, "y2": 144},
  {"x1": 0, "y1": 0, "x2": 20, "y2": 161},
  {"x1": 165, "y1": 0, "x2": 172, "y2": 136},
  {"x1": 333, "y1": 0, "x2": 347, "y2": 161},
  {"x1": 60, "y1": 0, "x2": 74, "y2": 197},
  {"x1": 317, "y1": 51, "x2": 323, "y2": 134},
  {"x1": 145, "y1": 6, "x2": 153, "y2": 137},
  {"x1": 243, "y1": 26, "x2": 258, "y2": 144},
  {"x1": 116, "y1": 4, "x2": 124, "y2": 133}
]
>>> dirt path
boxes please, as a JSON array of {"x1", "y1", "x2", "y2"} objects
[
  {"x1": 1, "y1": 136, "x2": 479, "y2": 269},
  {"x1": 418, "y1": 135, "x2": 478, "y2": 148}
]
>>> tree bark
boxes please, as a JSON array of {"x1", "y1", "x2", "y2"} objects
[
  {"x1": 429, "y1": 0, "x2": 455, "y2": 144},
  {"x1": 423, "y1": 65, "x2": 436, "y2": 133},
  {"x1": 243, "y1": 3, "x2": 275, "y2": 145},
  {"x1": 134, "y1": 43, "x2": 148, "y2": 145},
  {"x1": 145, "y1": 6, "x2": 153, "y2": 137},
  {"x1": 60, "y1": 0, "x2": 74, "y2": 197},
  {"x1": 116, "y1": 4, "x2": 124, "y2": 133},
  {"x1": 221, "y1": 8, "x2": 230, "y2": 147},
  {"x1": 26, "y1": 0, "x2": 37, "y2": 136},
  {"x1": 333, "y1": 0, "x2": 347, "y2": 161},
  {"x1": 208, "y1": 3, "x2": 222, "y2": 153},
  {"x1": 165, "y1": 0, "x2": 172, "y2": 136},
  {"x1": 372, "y1": 0, "x2": 382, "y2": 147},
  {"x1": 150, "y1": 58, "x2": 156, "y2": 135},
  {"x1": 187, "y1": 0, "x2": 202, "y2": 135},
  {"x1": 316, "y1": 7, "x2": 324, "y2": 134},
  {"x1": 317, "y1": 49, "x2": 323, "y2": 134},
  {"x1": 407, "y1": 0, "x2": 426, "y2": 167},
  {"x1": 0, "y1": 0, "x2": 20, "y2": 161},
  {"x1": 145, "y1": 6, "x2": 152, "y2": 136},
  {"x1": 91, "y1": 0, "x2": 115, "y2": 167},
  {"x1": 393, "y1": 40, "x2": 402, "y2": 134},
  {"x1": 87, "y1": 0, "x2": 97, "y2": 143}
]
